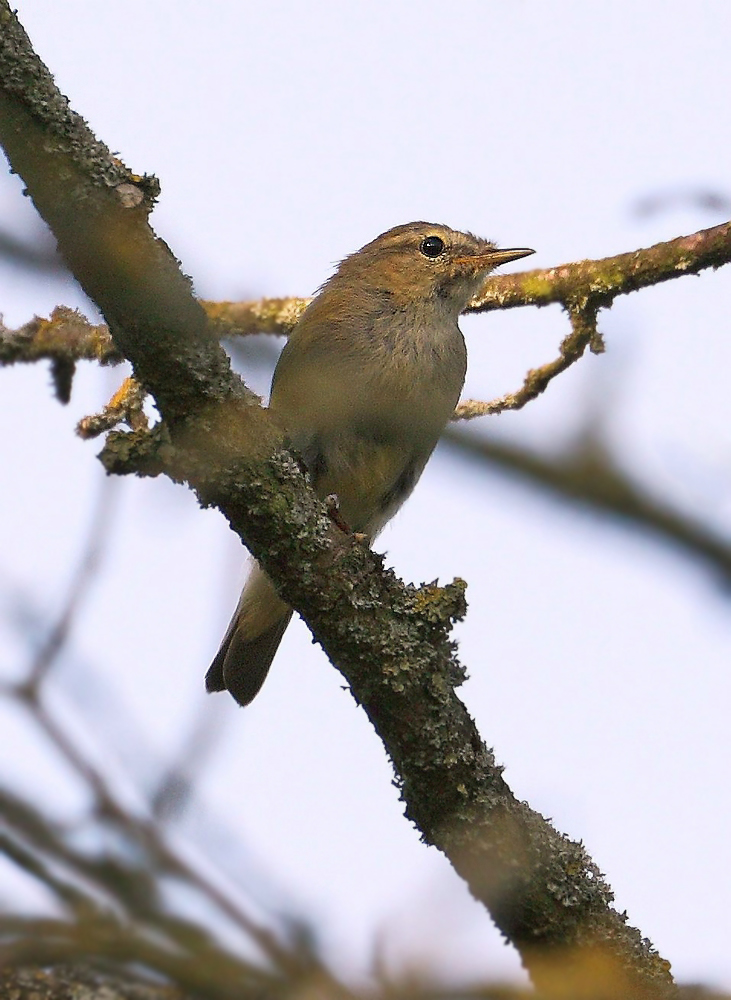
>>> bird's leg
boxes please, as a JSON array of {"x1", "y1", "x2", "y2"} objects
[
  {"x1": 324, "y1": 494, "x2": 369, "y2": 544},
  {"x1": 324, "y1": 493, "x2": 352, "y2": 534}
]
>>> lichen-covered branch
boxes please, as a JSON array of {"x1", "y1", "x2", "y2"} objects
[
  {"x1": 201, "y1": 218, "x2": 731, "y2": 334},
  {"x1": 0, "y1": 307, "x2": 118, "y2": 366},
  {"x1": 0, "y1": 297, "x2": 305, "y2": 371},
  {"x1": 203, "y1": 221, "x2": 731, "y2": 418},
  {"x1": 0, "y1": 5, "x2": 679, "y2": 995},
  {"x1": 468, "y1": 220, "x2": 731, "y2": 312},
  {"x1": 202, "y1": 295, "x2": 309, "y2": 337},
  {"x1": 5, "y1": 217, "x2": 729, "y2": 421},
  {"x1": 0, "y1": 307, "x2": 119, "y2": 401},
  {"x1": 76, "y1": 376, "x2": 149, "y2": 438},
  {"x1": 457, "y1": 221, "x2": 731, "y2": 414},
  {"x1": 454, "y1": 304, "x2": 603, "y2": 418}
]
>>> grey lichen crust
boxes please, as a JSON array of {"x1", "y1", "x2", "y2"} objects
[{"x1": 0, "y1": 4, "x2": 156, "y2": 198}]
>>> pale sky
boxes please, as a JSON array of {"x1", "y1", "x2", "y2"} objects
[{"x1": 1, "y1": 0, "x2": 730, "y2": 989}]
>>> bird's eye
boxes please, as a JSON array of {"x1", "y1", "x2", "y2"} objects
[{"x1": 420, "y1": 235, "x2": 445, "y2": 258}]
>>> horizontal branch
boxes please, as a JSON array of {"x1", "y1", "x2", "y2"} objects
[
  {"x1": 204, "y1": 223, "x2": 730, "y2": 418},
  {"x1": 0, "y1": 307, "x2": 118, "y2": 366},
  {"x1": 467, "y1": 220, "x2": 731, "y2": 312},
  {"x1": 0, "y1": 307, "x2": 119, "y2": 401},
  {"x1": 12, "y1": 214, "x2": 726, "y2": 376},
  {"x1": 5, "y1": 212, "x2": 728, "y2": 423},
  {"x1": 4, "y1": 221, "x2": 728, "y2": 419}
]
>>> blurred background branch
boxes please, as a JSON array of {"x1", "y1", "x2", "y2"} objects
[
  {"x1": 0, "y1": 532, "x2": 346, "y2": 998},
  {"x1": 444, "y1": 426, "x2": 731, "y2": 587},
  {"x1": 0, "y1": 224, "x2": 64, "y2": 275}
]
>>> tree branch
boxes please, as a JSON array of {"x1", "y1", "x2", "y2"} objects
[
  {"x1": 467, "y1": 220, "x2": 731, "y2": 313},
  {"x1": 4, "y1": 214, "x2": 729, "y2": 419},
  {"x1": 0, "y1": 5, "x2": 688, "y2": 994},
  {"x1": 454, "y1": 304, "x2": 603, "y2": 418},
  {"x1": 444, "y1": 428, "x2": 731, "y2": 586}
]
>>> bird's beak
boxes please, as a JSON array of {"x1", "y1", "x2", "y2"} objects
[
  {"x1": 483, "y1": 247, "x2": 535, "y2": 266},
  {"x1": 454, "y1": 246, "x2": 535, "y2": 271}
]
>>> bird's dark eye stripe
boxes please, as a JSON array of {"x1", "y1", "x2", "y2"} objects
[{"x1": 420, "y1": 235, "x2": 445, "y2": 258}]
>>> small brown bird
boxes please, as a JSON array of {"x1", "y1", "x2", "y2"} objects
[{"x1": 206, "y1": 222, "x2": 534, "y2": 705}]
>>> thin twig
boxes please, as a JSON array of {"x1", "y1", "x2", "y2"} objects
[
  {"x1": 5, "y1": 688, "x2": 306, "y2": 972},
  {"x1": 21, "y1": 475, "x2": 118, "y2": 692},
  {"x1": 77, "y1": 377, "x2": 149, "y2": 439},
  {"x1": 454, "y1": 304, "x2": 601, "y2": 418},
  {"x1": 0, "y1": 307, "x2": 120, "y2": 367}
]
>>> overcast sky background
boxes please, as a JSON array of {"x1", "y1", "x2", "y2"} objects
[{"x1": 1, "y1": 0, "x2": 730, "y2": 989}]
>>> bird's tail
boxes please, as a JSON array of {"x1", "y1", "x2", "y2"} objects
[{"x1": 205, "y1": 565, "x2": 292, "y2": 706}]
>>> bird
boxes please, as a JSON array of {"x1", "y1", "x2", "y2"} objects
[{"x1": 206, "y1": 222, "x2": 534, "y2": 706}]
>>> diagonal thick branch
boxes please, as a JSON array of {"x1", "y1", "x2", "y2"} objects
[{"x1": 0, "y1": 5, "x2": 680, "y2": 995}]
